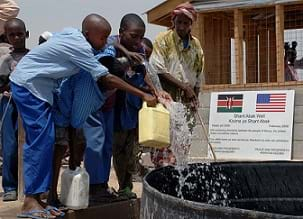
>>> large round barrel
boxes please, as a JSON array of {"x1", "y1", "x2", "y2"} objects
[{"x1": 141, "y1": 161, "x2": 303, "y2": 219}]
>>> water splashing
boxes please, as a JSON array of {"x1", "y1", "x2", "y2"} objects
[{"x1": 166, "y1": 101, "x2": 192, "y2": 167}]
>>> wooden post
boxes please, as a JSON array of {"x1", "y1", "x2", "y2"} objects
[
  {"x1": 234, "y1": 9, "x2": 244, "y2": 84},
  {"x1": 193, "y1": 13, "x2": 205, "y2": 87},
  {"x1": 18, "y1": 116, "x2": 24, "y2": 201},
  {"x1": 276, "y1": 4, "x2": 284, "y2": 82}
]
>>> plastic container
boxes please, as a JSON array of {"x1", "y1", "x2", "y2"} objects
[
  {"x1": 60, "y1": 167, "x2": 89, "y2": 210},
  {"x1": 139, "y1": 102, "x2": 170, "y2": 148}
]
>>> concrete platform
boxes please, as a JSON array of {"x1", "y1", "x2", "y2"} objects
[
  {"x1": 0, "y1": 166, "x2": 143, "y2": 219},
  {"x1": 0, "y1": 199, "x2": 140, "y2": 219}
]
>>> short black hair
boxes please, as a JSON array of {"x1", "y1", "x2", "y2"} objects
[
  {"x1": 120, "y1": 13, "x2": 145, "y2": 30},
  {"x1": 142, "y1": 37, "x2": 153, "y2": 50},
  {"x1": 4, "y1": 18, "x2": 26, "y2": 32}
]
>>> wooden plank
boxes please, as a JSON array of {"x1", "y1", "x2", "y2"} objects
[
  {"x1": 276, "y1": 4, "x2": 285, "y2": 83},
  {"x1": 203, "y1": 16, "x2": 216, "y2": 84},
  {"x1": 194, "y1": 13, "x2": 206, "y2": 86},
  {"x1": 202, "y1": 82, "x2": 303, "y2": 91},
  {"x1": 198, "y1": 14, "x2": 206, "y2": 86},
  {"x1": 146, "y1": 0, "x2": 188, "y2": 26},
  {"x1": 245, "y1": 21, "x2": 258, "y2": 83},
  {"x1": 221, "y1": 15, "x2": 232, "y2": 84},
  {"x1": 214, "y1": 17, "x2": 222, "y2": 84},
  {"x1": 17, "y1": 116, "x2": 24, "y2": 201},
  {"x1": 269, "y1": 28, "x2": 277, "y2": 82},
  {"x1": 259, "y1": 28, "x2": 269, "y2": 83},
  {"x1": 234, "y1": 9, "x2": 244, "y2": 84}
]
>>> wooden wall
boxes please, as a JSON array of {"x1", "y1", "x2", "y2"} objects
[
  {"x1": 192, "y1": 12, "x2": 233, "y2": 85},
  {"x1": 190, "y1": 4, "x2": 303, "y2": 86}
]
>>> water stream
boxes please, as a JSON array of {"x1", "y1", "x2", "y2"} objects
[{"x1": 166, "y1": 101, "x2": 230, "y2": 204}]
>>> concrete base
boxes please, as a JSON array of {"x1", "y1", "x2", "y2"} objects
[{"x1": 65, "y1": 199, "x2": 140, "y2": 219}]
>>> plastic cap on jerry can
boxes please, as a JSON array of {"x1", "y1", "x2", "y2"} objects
[
  {"x1": 139, "y1": 101, "x2": 170, "y2": 148},
  {"x1": 60, "y1": 167, "x2": 89, "y2": 210}
]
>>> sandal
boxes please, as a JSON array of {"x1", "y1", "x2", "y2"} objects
[
  {"x1": 17, "y1": 209, "x2": 54, "y2": 219},
  {"x1": 48, "y1": 198, "x2": 68, "y2": 211},
  {"x1": 45, "y1": 206, "x2": 65, "y2": 217},
  {"x1": 3, "y1": 190, "x2": 17, "y2": 202}
]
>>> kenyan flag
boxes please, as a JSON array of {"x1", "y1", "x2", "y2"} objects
[{"x1": 217, "y1": 94, "x2": 243, "y2": 113}]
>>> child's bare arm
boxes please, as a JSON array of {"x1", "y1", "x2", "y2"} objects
[
  {"x1": 114, "y1": 41, "x2": 143, "y2": 64},
  {"x1": 99, "y1": 73, "x2": 157, "y2": 106}
]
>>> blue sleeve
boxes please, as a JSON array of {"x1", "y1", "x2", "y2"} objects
[
  {"x1": 107, "y1": 35, "x2": 118, "y2": 46},
  {"x1": 65, "y1": 35, "x2": 109, "y2": 81},
  {"x1": 95, "y1": 45, "x2": 116, "y2": 60}
]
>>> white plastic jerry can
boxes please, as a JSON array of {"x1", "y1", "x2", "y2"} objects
[
  {"x1": 60, "y1": 167, "x2": 89, "y2": 210},
  {"x1": 139, "y1": 102, "x2": 170, "y2": 148}
]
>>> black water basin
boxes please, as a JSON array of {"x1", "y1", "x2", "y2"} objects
[{"x1": 141, "y1": 161, "x2": 303, "y2": 219}]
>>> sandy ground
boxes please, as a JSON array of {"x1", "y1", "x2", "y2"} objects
[{"x1": 0, "y1": 165, "x2": 143, "y2": 218}]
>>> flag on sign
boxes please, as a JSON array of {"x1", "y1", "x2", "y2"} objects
[
  {"x1": 217, "y1": 94, "x2": 243, "y2": 113},
  {"x1": 256, "y1": 93, "x2": 286, "y2": 112}
]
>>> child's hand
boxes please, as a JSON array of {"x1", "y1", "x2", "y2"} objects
[
  {"x1": 183, "y1": 83, "x2": 196, "y2": 100},
  {"x1": 157, "y1": 90, "x2": 173, "y2": 101},
  {"x1": 3, "y1": 91, "x2": 10, "y2": 97},
  {"x1": 156, "y1": 91, "x2": 173, "y2": 109},
  {"x1": 125, "y1": 51, "x2": 144, "y2": 64},
  {"x1": 143, "y1": 93, "x2": 157, "y2": 107}
]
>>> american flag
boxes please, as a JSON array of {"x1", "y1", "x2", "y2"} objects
[{"x1": 256, "y1": 93, "x2": 286, "y2": 112}]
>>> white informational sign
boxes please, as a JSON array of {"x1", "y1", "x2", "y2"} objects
[{"x1": 208, "y1": 90, "x2": 295, "y2": 160}]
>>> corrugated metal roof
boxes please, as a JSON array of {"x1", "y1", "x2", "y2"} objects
[{"x1": 192, "y1": 0, "x2": 302, "y2": 12}]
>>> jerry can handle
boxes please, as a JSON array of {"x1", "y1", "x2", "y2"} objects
[
  {"x1": 142, "y1": 101, "x2": 148, "y2": 108},
  {"x1": 142, "y1": 101, "x2": 165, "y2": 109}
]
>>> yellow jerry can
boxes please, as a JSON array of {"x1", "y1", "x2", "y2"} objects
[{"x1": 139, "y1": 102, "x2": 170, "y2": 148}]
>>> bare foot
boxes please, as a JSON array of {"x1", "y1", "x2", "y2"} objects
[{"x1": 21, "y1": 195, "x2": 55, "y2": 218}]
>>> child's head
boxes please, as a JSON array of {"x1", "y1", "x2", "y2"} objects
[
  {"x1": 4, "y1": 18, "x2": 28, "y2": 50},
  {"x1": 119, "y1": 13, "x2": 145, "y2": 52},
  {"x1": 141, "y1": 37, "x2": 153, "y2": 60},
  {"x1": 82, "y1": 14, "x2": 111, "y2": 51},
  {"x1": 99, "y1": 56, "x2": 124, "y2": 78}
]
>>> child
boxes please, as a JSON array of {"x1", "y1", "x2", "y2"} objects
[
  {"x1": 141, "y1": 37, "x2": 162, "y2": 91},
  {"x1": 84, "y1": 14, "x2": 167, "y2": 202},
  {"x1": 10, "y1": 14, "x2": 156, "y2": 219},
  {"x1": 0, "y1": 18, "x2": 29, "y2": 202},
  {"x1": 112, "y1": 14, "x2": 165, "y2": 199},
  {"x1": 83, "y1": 55, "x2": 128, "y2": 203},
  {"x1": 140, "y1": 37, "x2": 176, "y2": 170}
]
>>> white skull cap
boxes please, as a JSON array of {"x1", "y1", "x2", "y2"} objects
[{"x1": 40, "y1": 31, "x2": 53, "y2": 40}]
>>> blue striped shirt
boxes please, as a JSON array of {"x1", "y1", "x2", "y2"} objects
[
  {"x1": 53, "y1": 70, "x2": 105, "y2": 128},
  {"x1": 9, "y1": 27, "x2": 108, "y2": 105},
  {"x1": 53, "y1": 45, "x2": 115, "y2": 128}
]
